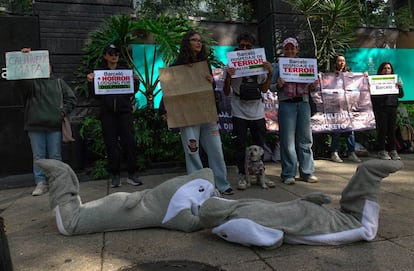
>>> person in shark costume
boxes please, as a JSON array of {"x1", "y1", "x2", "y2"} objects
[
  {"x1": 35, "y1": 159, "x2": 218, "y2": 235},
  {"x1": 199, "y1": 159, "x2": 404, "y2": 248}
]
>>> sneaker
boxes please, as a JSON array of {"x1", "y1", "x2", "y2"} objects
[
  {"x1": 389, "y1": 150, "x2": 401, "y2": 160},
  {"x1": 127, "y1": 174, "x2": 143, "y2": 186},
  {"x1": 237, "y1": 174, "x2": 248, "y2": 190},
  {"x1": 221, "y1": 187, "x2": 234, "y2": 195},
  {"x1": 300, "y1": 175, "x2": 318, "y2": 183},
  {"x1": 283, "y1": 177, "x2": 295, "y2": 185},
  {"x1": 348, "y1": 152, "x2": 361, "y2": 163},
  {"x1": 330, "y1": 152, "x2": 343, "y2": 163},
  {"x1": 378, "y1": 150, "x2": 391, "y2": 160},
  {"x1": 111, "y1": 175, "x2": 121, "y2": 188},
  {"x1": 32, "y1": 182, "x2": 48, "y2": 196}
]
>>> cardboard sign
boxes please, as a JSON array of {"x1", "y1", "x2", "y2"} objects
[
  {"x1": 227, "y1": 48, "x2": 267, "y2": 78},
  {"x1": 94, "y1": 70, "x2": 134, "y2": 95},
  {"x1": 5, "y1": 50, "x2": 50, "y2": 80},
  {"x1": 159, "y1": 61, "x2": 218, "y2": 128},
  {"x1": 278, "y1": 57, "x2": 318, "y2": 83},
  {"x1": 368, "y1": 74, "x2": 399, "y2": 95}
]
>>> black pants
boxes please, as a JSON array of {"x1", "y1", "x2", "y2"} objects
[
  {"x1": 101, "y1": 111, "x2": 137, "y2": 175},
  {"x1": 374, "y1": 106, "x2": 398, "y2": 151},
  {"x1": 232, "y1": 117, "x2": 266, "y2": 175}
]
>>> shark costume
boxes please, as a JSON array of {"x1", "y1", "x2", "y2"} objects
[
  {"x1": 199, "y1": 159, "x2": 404, "y2": 248},
  {"x1": 35, "y1": 159, "x2": 217, "y2": 235}
]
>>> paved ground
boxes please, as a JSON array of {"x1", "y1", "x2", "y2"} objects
[{"x1": 1, "y1": 154, "x2": 414, "y2": 271}]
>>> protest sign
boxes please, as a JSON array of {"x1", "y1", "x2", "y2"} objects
[
  {"x1": 159, "y1": 61, "x2": 218, "y2": 129},
  {"x1": 311, "y1": 72, "x2": 375, "y2": 133},
  {"x1": 278, "y1": 57, "x2": 318, "y2": 83},
  {"x1": 368, "y1": 74, "x2": 399, "y2": 95},
  {"x1": 227, "y1": 48, "x2": 267, "y2": 78},
  {"x1": 5, "y1": 50, "x2": 50, "y2": 80},
  {"x1": 93, "y1": 70, "x2": 134, "y2": 95}
]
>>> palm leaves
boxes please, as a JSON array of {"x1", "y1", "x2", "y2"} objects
[
  {"x1": 74, "y1": 15, "x2": 220, "y2": 109},
  {"x1": 284, "y1": 0, "x2": 361, "y2": 71}
]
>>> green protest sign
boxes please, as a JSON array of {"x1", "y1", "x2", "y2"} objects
[{"x1": 5, "y1": 50, "x2": 50, "y2": 80}]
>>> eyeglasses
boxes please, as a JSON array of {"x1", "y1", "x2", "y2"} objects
[
  {"x1": 189, "y1": 38, "x2": 203, "y2": 43},
  {"x1": 108, "y1": 52, "x2": 120, "y2": 57},
  {"x1": 238, "y1": 43, "x2": 253, "y2": 50}
]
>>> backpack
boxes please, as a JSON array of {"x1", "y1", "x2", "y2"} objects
[{"x1": 238, "y1": 75, "x2": 262, "y2": 100}]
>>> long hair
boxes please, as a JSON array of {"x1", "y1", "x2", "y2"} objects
[
  {"x1": 332, "y1": 54, "x2": 351, "y2": 72},
  {"x1": 376, "y1": 61, "x2": 394, "y2": 75},
  {"x1": 174, "y1": 30, "x2": 209, "y2": 65}
]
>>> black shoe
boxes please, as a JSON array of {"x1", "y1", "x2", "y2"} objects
[
  {"x1": 111, "y1": 175, "x2": 121, "y2": 188},
  {"x1": 221, "y1": 187, "x2": 234, "y2": 195},
  {"x1": 127, "y1": 174, "x2": 143, "y2": 186}
]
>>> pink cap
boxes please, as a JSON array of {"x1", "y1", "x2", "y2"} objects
[{"x1": 282, "y1": 37, "x2": 299, "y2": 47}]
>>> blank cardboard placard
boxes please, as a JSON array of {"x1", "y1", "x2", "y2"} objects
[{"x1": 159, "y1": 61, "x2": 218, "y2": 128}]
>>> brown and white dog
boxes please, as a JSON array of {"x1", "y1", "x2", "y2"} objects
[{"x1": 242, "y1": 145, "x2": 275, "y2": 189}]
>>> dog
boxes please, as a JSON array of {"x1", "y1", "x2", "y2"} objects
[{"x1": 239, "y1": 145, "x2": 275, "y2": 189}]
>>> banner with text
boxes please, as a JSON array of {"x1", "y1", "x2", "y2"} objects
[
  {"x1": 93, "y1": 70, "x2": 134, "y2": 95},
  {"x1": 213, "y1": 68, "x2": 233, "y2": 132},
  {"x1": 227, "y1": 48, "x2": 268, "y2": 78},
  {"x1": 310, "y1": 72, "x2": 376, "y2": 133},
  {"x1": 5, "y1": 50, "x2": 50, "y2": 80}
]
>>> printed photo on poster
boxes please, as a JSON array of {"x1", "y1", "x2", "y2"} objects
[{"x1": 311, "y1": 73, "x2": 375, "y2": 133}]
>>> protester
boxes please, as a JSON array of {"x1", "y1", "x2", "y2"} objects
[
  {"x1": 86, "y1": 44, "x2": 142, "y2": 188},
  {"x1": 371, "y1": 62, "x2": 404, "y2": 160},
  {"x1": 159, "y1": 30, "x2": 234, "y2": 195},
  {"x1": 16, "y1": 48, "x2": 77, "y2": 196},
  {"x1": 329, "y1": 55, "x2": 361, "y2": 163},
  {"x1": 270, "y1": 37, "x2": 317, "y2": 185},
  {"x1": 222, "y1": 32, "x2": 273, "y2": 190}
]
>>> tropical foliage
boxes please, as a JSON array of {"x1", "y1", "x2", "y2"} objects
[
  {"x1": 73, "y1": 15, "x2": 221, "y2": 109},
  {"x1": 283, "y1": 0, "x2": 361, "y2": 72},
  {"x1": 79, "y1": 108, "x2": 184, "y2": 179},
  {"x1": 74, "y1": 15, "x2": 225, "y2": 178},
  {"x1": 134, "y1": 0, "x2": 254, "y2": 22}
]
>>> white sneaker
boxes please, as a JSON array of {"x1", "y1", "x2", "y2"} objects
[
  {"x1": 237, "y1": 174, "x2": 248, "y2": 190},
  {"x1": 32, "y1": 182, "x2": 48, "y2": 196},
  {"x1": 283, "y1": 177, "x2": 295, "y2": 185},
  {"x1": 330, "y1": 152, "x2": 343, "y2": 163},
  {"x1": 348, "y1": 152, "x2": 361, "y2": 163},
  {"x1": 126, "y1": 174, "x2": 143, "y2": 186},
  {"x1": 378, "y1": 150, "x2": 391, "y2": 160},
  {"x1": 300, "y1": 175, "x2": 319, "y2": 183},
  {"x1": 389, "y1": 150, "x2": 401, "y2": 160}
]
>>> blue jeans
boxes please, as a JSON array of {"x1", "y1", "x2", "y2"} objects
[
  {"x1": 28, "y1": 131, "x2": 62, "y2": 184},
  {"x1": 180, "y1": 122, "x2": 230, "y2": 192},
  {"x1": 330, "y1": 131, "x2": 356, "y2": 153},
  {"x1": 278, "y1": 102, "x2": 314, "y2": 179}
]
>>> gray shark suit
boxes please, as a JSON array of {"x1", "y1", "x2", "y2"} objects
[
  {"x1": 35, "y1": 159, "x2": 217, "y2": 235},
  {"x1": 199, "y1": 159, "x2": 404, "y2": 248}
]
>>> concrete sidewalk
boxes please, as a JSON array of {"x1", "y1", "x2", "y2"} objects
[{"x1": 1, "y1": 154, "x2": 414, "y2": 271}]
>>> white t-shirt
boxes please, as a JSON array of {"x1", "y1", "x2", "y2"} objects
[{"x1": 230, "y1": 74, "x2": 268, "y2": 120}]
